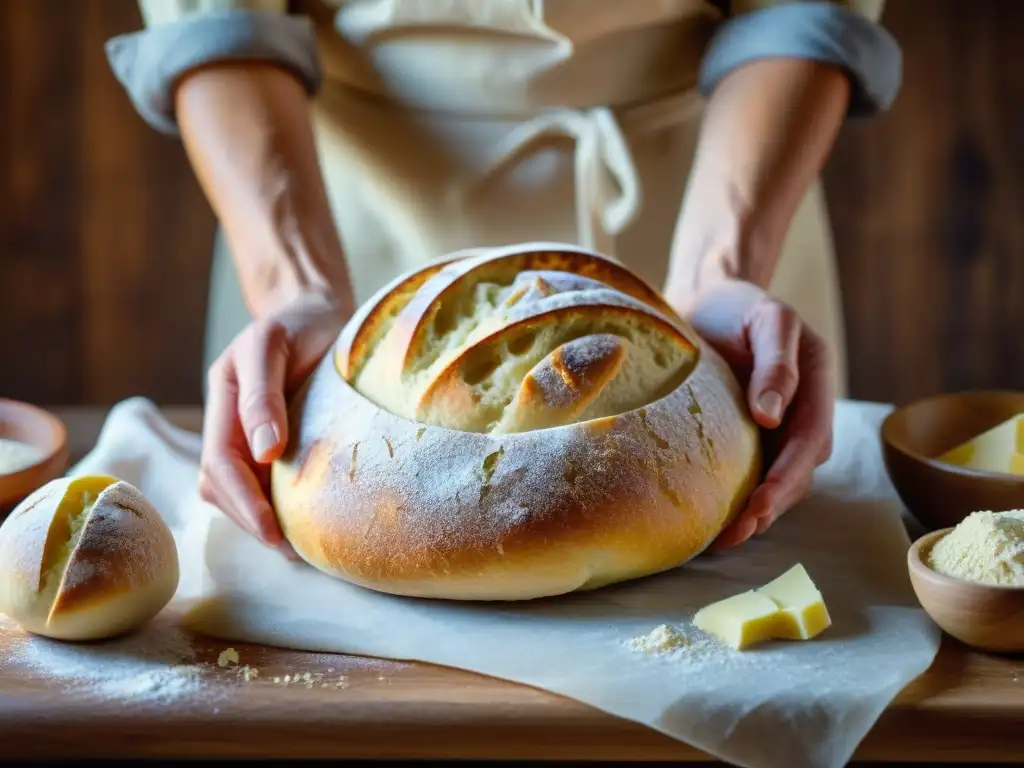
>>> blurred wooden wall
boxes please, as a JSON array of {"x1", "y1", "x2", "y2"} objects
[
  {"x1": 825, "y1": 0, "x2": 1024, "y2": 404},
  {"x1": 1, "y1": 0, "x2": 1022, "y2": 407},
  {"x1": 0, "y1": 0, "x2": 215, "y2": 406}
]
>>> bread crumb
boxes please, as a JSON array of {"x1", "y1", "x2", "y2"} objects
[
  {"x1": 629, "y1": 624, "x2": 689, "y2": 653},
  {"x1": 217, "y1": 648, "x2": 240, "y2": 668},
  {"x1": 236, "y1": 665, "x2": 259, "y2": 682},
  {"x1": 265, "y1": 671, "x2": 349, "y2": 690},
  {"x1": 268, "y1": 671, "x2": 332, "y2": 689},
  {"x1": 928, "y1": 510, "x2": 1024, "y2": 586}
]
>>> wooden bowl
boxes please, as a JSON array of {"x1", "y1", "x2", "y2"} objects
[
  {"x1": 881, "y1": 390, "x2": 1024, "y2": 531},
  {"x1": 0, "y1": 399, "x2": 68, "y2": 515},
  {"x1": 908, "y1": 528, "x2": 1024, "y2": 653}
]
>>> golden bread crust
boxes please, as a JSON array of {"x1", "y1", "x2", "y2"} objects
[{"x1": 271, "y1": 242, "x2": 762, "y2": 601}]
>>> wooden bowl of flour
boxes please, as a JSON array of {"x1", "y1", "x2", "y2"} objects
[
  {"x1": 908, "y1": 527, "x2": 1024, "y2": 654},
  {"x1": 0, "y1": 399, "x2": 68, "y2": 515}
]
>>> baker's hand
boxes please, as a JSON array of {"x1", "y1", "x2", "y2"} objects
[
  {"x1": 198, "y1": 290, "x2": 349, "y2": 558},
  {"x1": 684, "y1": 279, "x2": 835, "y2": 550}
]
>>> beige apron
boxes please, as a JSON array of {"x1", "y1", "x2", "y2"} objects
[{"x1": 202, "y1": 0, "x2": 849, "y2": 398}]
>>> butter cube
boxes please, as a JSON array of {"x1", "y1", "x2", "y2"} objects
[
  {"x1": 755, "y1": 563, "x2": 832, "y2": 640},
  {"x1": 937, "y1": 414, "x2": 1024, "y2": 476},
  {"x1": 692, "y1": 564, "x2": 831, "y2": 650},
  {"x1": 692, "y1": 591, "x2": 783, "y2": 650}
]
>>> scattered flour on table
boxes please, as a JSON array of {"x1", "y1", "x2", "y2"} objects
[
  {"x1": 626, "y1": 622, "x2": 753, "y2": 672},
  {"x1": 7, "y1": 623, "x2": 213, "y2": 704},
  {"x1": 629, "y1": 624, "x2": 691, "y2": 653},
  {"x1": 267, "y1": 671, "x2": 349, "y2": 689}
]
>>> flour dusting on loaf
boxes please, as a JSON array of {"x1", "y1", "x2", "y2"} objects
[{"x1": 271, "y1": 242, "x2": 762, "y2": 601}]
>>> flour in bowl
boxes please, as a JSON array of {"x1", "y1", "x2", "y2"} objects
[
  {"x1": 928, "y1": 509, "x2": 1024, "y2": 586},
  {"x1": 0, "y1": 437, "x2": 44, "y2": 474}
]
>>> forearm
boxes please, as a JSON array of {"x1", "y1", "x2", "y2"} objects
[
  {"x1": 665, "y1": 58, "x2": 849, "y2": 310},
  {"x1": 175, "y1": 62, "x2": 352, "y2": 318}
]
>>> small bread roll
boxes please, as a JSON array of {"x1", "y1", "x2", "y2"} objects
[{"x1": 0, "y1": 475, "x2": 179, "y2": 641}]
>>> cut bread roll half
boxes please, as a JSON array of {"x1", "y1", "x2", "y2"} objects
[
  {"x1": 271, "y1": 242, "x2": 762, "y2": 601},
  {"x1": 0, "y1": 475, "x2": 179, "y2": 641}
]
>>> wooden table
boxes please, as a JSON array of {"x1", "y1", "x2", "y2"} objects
[{"x1": 1, "y1": 406, "x2": 1022, "y2": 763}]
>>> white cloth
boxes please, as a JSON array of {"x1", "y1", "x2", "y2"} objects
[{"x1": 70, "y1": 397, "x2": 940, "y2": 768}]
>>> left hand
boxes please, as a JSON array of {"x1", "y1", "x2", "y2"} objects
[
  {"x1": 198, "y1": 289, "x2": 350, "y2": 559},
  {"x1": 683, "y1": 279, "x2": 835, "y2": 550}
]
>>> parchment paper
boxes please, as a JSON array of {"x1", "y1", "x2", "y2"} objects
[{"x1": 70, "y1": 397, "x2": 940, "y2": 768}]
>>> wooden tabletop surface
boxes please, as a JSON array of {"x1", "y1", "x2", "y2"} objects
[{"x1": 0, "y1": 405, "x2": 1022, "y2": 763}]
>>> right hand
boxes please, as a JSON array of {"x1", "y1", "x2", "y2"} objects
[
  {"x1": 682, "y1": 279, "x2": 835, "y2": 551},
  {"x1": 197, "y1": 290, "x2": 350, "y2": 558}
]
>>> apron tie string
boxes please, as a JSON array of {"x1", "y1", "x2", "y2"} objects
[
  {"x1": 462, "y1": 89, "x2": 705, "y2": 258},
  {"x1": 463, "y1": 106, "x2": 641, "y2": 257}
]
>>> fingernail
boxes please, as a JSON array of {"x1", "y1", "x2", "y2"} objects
[
  {"x1": 251, "y1": 423, "x2": 279, "y2": 460},
  {"x1": 758, "y1": 391, "x2": 783, "y2": 422}
]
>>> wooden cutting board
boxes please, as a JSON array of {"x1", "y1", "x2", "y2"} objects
[
  {"x1": 1, "y1": 406, "x2": 1021, "y2": 762},
  {"x1": 0, "y1": 612, "x2": 1022, "y2": 762}
]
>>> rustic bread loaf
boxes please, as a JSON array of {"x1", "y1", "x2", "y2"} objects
[
  {"x1": 0, "y1": 475, "x2": 179, "y2": 640},
  {"x1": 271, "y1": 243, "x2": 762, "y2": 601}
]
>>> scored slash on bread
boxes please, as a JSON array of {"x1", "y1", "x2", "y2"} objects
[
  {"x1": 335, "y1": 254, "x2": 465, "y2": 381},
  {"x1": 273, "y1": 242, "x2": 762, "y2": 602},
  {"x1": 345, "y1": 243, "x2": 697, "y2": 435},
  {"x1": 413, "y1": 295, "x2": 695, "y2": 434},
  {"x1": 494, "y1": 333, "x2": 627, "y2": 433},
  {"x1": 338, "y1": 242, "x2": 682, "y2": 382}
]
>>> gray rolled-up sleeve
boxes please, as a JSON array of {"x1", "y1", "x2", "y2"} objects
[
  {"x1": 105, "y1": 10, "x2": 322, "y2": 135},
  {"x1": 699, "y1": 1, "x2": 902, "y2": 117}
]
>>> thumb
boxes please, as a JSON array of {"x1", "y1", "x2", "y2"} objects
[
  {"x1": 746, "y1": 301, "x2": 801, "y2": 428},
  {"x1": 236, "y1": 322, "x2": 291, "y2": 463}
]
